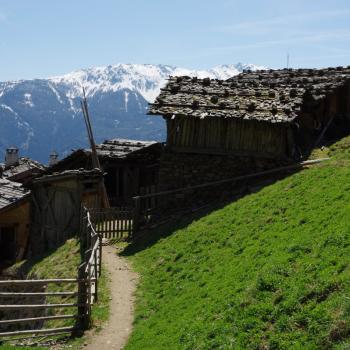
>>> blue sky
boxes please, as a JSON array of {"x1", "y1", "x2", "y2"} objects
[{"x1": 0, "y1": 0, "x2": 349, "y2": 80}]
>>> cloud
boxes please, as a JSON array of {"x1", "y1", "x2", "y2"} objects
[
  {"x1": 205, "y1": 30, "x2": 350, "y2": 52},
  {"x1": 219, "y1": 9, "x2": 350, "y2": 35}
]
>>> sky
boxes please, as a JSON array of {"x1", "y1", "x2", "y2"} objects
[{"x1": 0, "y1": 0, "x2": 349, "y2": 80}]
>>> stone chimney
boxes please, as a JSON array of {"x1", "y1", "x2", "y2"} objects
[
  {"x1": 5, "y1": 146, "x2": 19, "y2": 168},
  {"x1": 49, "y1": 151, "x2": 59, "y2": 166}
]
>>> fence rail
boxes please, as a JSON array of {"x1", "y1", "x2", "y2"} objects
[
  {"x1": 0, "y1": 277, "x2": 86, "y2": 340},
  {"x1": 131, "y1": 157, "x2": 331, "y2": 232},
  {"x1": 88, "y1": 207, "x2": 133, "y2": 239}
]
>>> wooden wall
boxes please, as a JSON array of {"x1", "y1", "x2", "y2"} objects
[
  {"x1": 0, "y1": 200, "x2": 30, "y2": 262},
  {"x1": 166, "y1": 117, "x2": 289, "y2": 159}
]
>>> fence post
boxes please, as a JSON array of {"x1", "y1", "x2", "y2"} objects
[
  {"x1": 80, "y1": 207, "x2": 86, "y2": 251},
  {"x1": 94, "y1": 249, "x2": 98, "y2": 302},
  {"x1": 133, "y1": 196, "x2": 141, "y2": 237},
  {"x1": 87, "y1": 263, "x2": 92, "y2": 323},
  {"x1": 74, "y1": 263, "x2": 88, "y2": 335},
  {"x1": 85, "y1": 249, "x2": 92, "y2": 266},
  {"x1": 99, "y1": 234, "x2": 102, "y2": 277}
]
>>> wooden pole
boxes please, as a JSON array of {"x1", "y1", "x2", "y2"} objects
[
  {"x1": 80, "y1": 89, "x2": 110, "y2": 208},
  {"x1": 314, "y1": 115, "x2": 335, "y2": 147},
  {"x1": 99, "y1": 234, "x2": 102, "y2": 277},
  {"x1": 75, "y1": 263, "x2": 88, "y2": 335},
  {"x1": 94, "y1": 249, "x2": 98, "y2": 302}
]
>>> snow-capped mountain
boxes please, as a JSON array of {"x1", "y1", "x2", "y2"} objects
[{"x1": 0, "y1": 63, "x2": 264, "y2": 163}]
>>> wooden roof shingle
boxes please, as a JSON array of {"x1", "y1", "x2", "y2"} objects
[
  {"x1": 2, "y1": 157, "x2": 46, "y2": 180},
  {"x1": 148, "y1": 66, "x2": 350, "y2": 124},
  {"x1": 0, "y1": 178, "x2": 29, "y2": 211}
]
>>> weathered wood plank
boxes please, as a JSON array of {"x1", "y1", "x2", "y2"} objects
[
  {"x1": 0, "y1": 279, "x2": 80, "y2": 285},
  {"x1": 0, "y1": 314, "x2": 78, "y2": 325},
  {"x1": 0, "y1": 303, "x2": 83, "y2": 309}
]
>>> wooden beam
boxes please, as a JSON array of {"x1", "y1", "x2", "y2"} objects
[
  {"x1": 0, "y1": 278, "x2": 80, "y2": 285},
  {"x1": 0, "y1": 314, "x2": 78, "y2": 325},
  {"x1": 0, "y1": 303, "x2": 83, "y2": 310},
  {"x1": 0, "y1": 292, "x2": 79, "y2": 297}
]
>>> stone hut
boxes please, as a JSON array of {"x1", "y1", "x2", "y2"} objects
[{"x1": 149, "y1": 66, "x2": 350, "y2": 189}]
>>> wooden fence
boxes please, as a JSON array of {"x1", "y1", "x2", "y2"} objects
[
  {"x1": 0, "y1": 277, "x2": 92, "y2": 341},
  {"x1": 88, "y1": 207, "x2": 134, "y2": 240},
  {"x1": 0, "y1": 208, "x2": 102, "y2": 344},
  {"x1": 81, "y1": 207, "x2": 102, "y2": 306}
]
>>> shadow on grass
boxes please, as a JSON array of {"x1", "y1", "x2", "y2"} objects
[
  {"x1": 121, "y1": 167, "x2": 304, "y2": 257},
  {"x1": 1, "y1": 234, "x2": 83, "y2": 279}
]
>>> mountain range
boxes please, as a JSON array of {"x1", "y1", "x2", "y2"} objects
[{"x1": 0, "y1": 63, "x2": 265, "y2": 163}]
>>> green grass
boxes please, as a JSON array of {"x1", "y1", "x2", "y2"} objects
[
  {"x1": 0, "y1": 238, "x2": 111, "y2": 350},
  {"x1": 123, "y1": 136, "x2": 350, "y2": 350}
]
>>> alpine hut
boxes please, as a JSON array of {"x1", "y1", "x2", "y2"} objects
[{"x1": 149, "y1": 66, "x2": 350, "y2": 189}]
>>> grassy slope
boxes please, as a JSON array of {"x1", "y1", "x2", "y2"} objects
[{"x1": 124, "y1": 137, "x2": 350, "y2": 350}]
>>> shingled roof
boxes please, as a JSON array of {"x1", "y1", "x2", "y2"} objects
[
  {"x1": 46, "y1": 139, "x2": 161, "y2": 173},
  {"x1": 148, "y1": 66, "x2": 350, "y2": 124},
  {"x1": 94, "y1": 139, "x2": 158, "y2": 159},
  {"x1": 2, "y1": 157, "x2": 46, "y2": 181},
  {"x1": 0, "y1": 178, "x2": 29, "y2": 211},
  {"x1": 34, "y1": 169, "x2": 103, "y2": 184}
]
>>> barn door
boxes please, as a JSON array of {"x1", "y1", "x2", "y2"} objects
[{"x1": 31, "y1": 186, "x2": 80, "y2": 255}]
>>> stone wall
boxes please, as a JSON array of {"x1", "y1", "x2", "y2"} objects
[
  {"x1": 156, "y1": 150, "x2": 291, "y2": 210},
  {"x1": 159, "y1": 151, "x2": 288, "y2": 190}
]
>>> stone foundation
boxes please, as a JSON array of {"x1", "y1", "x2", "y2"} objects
[{"x1": 159, "y1": 151, "x2": 289, "y2": 190}]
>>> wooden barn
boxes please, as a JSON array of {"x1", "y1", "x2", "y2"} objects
[
  {"x1": 1, "y1": 147, "x2": 46, "y2": 187},
  {"x1": 0, "y1": 179, "x2": 30, "y2": 267},
  {"x1": 149, "y1": 66, "x2": 350, "y2": 189},
  {"x1": 30, "y1": 169, "x2": 103, "y2": 256},
  {"x1": 47, "y1": 139, "x2": 163, "y2": 206}
]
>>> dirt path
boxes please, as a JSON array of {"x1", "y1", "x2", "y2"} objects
[{"x1": 84, "y1": 245, "x2": 138, "y2": 350}]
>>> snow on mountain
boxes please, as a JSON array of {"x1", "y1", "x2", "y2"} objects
[
  {"x1": 49, "y1": 63, "x2": 265, "y2": 103},
  {"x1": 0, "y1": 63, "x2": 265, "y2": 163}
]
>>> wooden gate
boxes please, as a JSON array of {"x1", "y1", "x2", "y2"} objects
[{"x1": 88, "y1": 207, "x2": 133, "y2": 239}]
